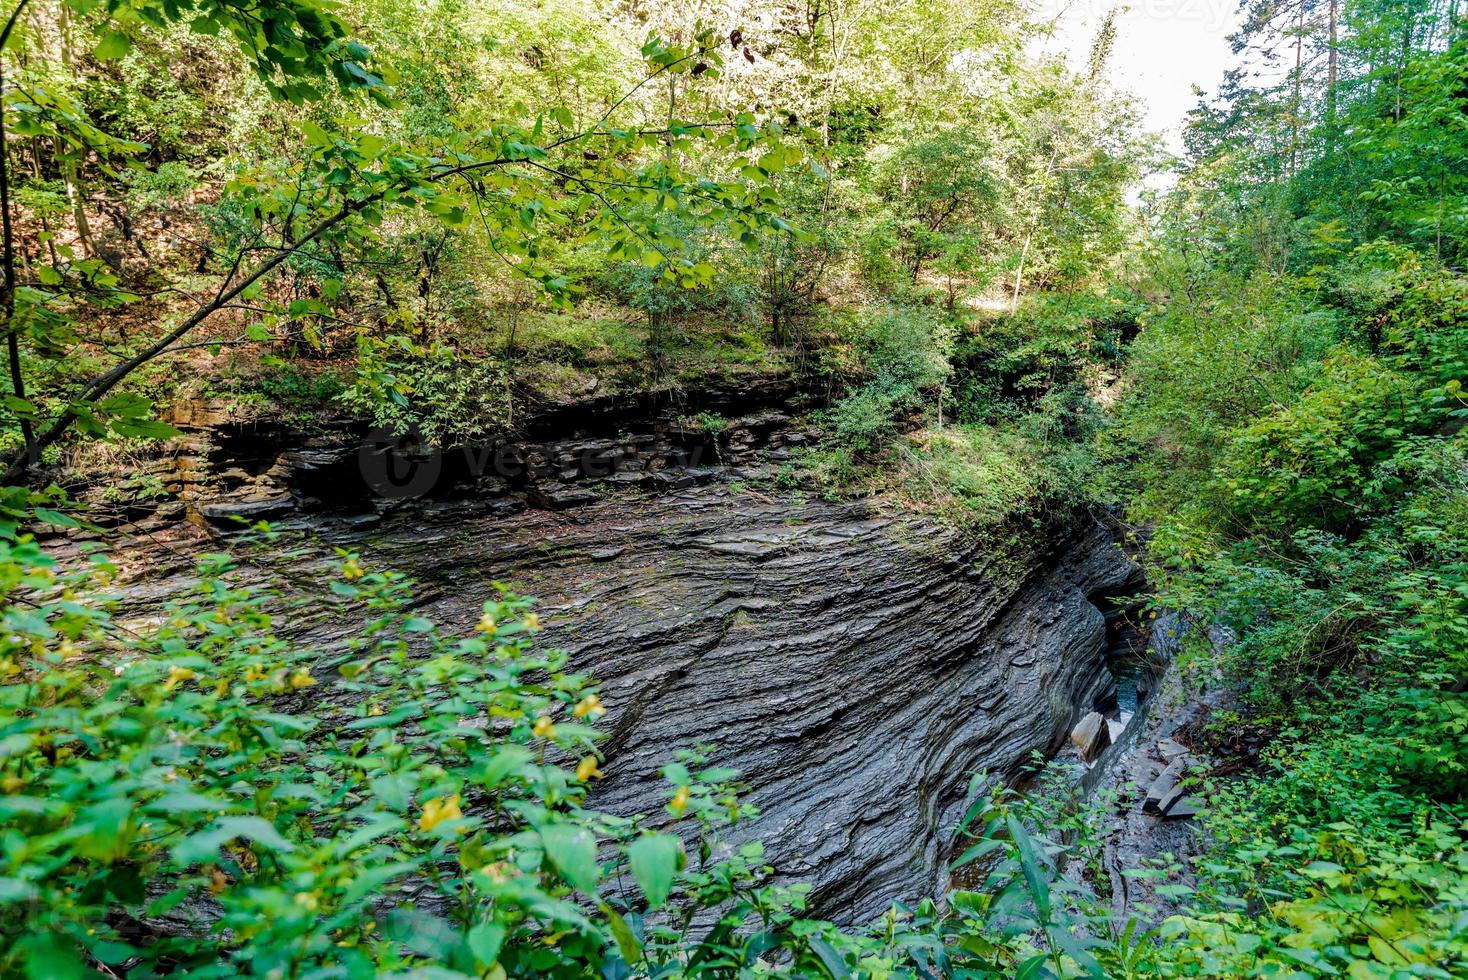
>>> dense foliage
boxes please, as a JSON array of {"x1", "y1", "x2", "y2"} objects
[
  {"x1": 1096, "y1": 0, "x2": 1468, "y2": 973},
  {"x1": 1, "y1": 0, "x2": 1466, "y2": 976}
]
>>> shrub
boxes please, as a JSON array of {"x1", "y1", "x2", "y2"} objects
[
  {"x1": 1212, "y1": 352, "x2": 1438, "y2": 534},
  {"x1": 338, "y1": 345, "x2": 513, "y2": 445},
  {"x1": 1170, "y1": 689, "x2": 1468, "y2": 978},
  {"x1": 817, "y1": 305, "x2": 955, "y2": 451}
]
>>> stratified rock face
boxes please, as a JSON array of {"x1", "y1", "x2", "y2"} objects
[{"x1": 280, "y1": 486, "x2": 1140, "y2": 923}]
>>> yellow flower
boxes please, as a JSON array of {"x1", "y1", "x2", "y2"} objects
[
  {"x1": 288, "y1": 669, "x2": 317, "y2": 689},
  {"x1": 1, "y1": 775, "x2": 24, "y2": 794},
  {"x1": 368, "y1": 703, "x2": 384, "y2": 717},
  {"x1": 572, "y1": 694, "x2": 605, "y2": 719},
  {"x1": 669, "y1": 785, "x2": 690, "y2": 816},
  {"x1": 482, "y1": 861, "x2": 513, "y2": 883},
  {"x1": 243, "y1": 663, "x2": 268, "y2": 683},
  {"x1": 163, "y1": 666, "x2": 196, "y2": 691},
  {"x1": 476, "y1": 613, "x2": 497, "y2": 635},
  {"x1": 575, "y1": 756, "x2": 604, "y2": 781},
  {"x1": 522, "y1": 612, "x2": 541, "y2": 633},
  {"x1": 341, "y1": 559, "x2": 364, "y2": 581},
  {"x1": 57, "y1": 639, "x2": 80, "y2": 660},
  {"x1": 532, "y1": 716, "x2": 556, "y2": 740},
  {"x1": 418, "y1": 794, "x2": 464, "y2": 832}
]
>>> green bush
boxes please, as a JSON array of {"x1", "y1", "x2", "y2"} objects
[
  {"x1": 950, "y1": 291, "x2": 1145, "y2": 422},
  {"x1": 816, "y1": 305, "x2": 954, "y2": 453},
  {"x1": 1212, "y1": 352, "x2": 1438, "y2": 534},
  {"x1": 338, "y1": 345, "x2": 513, "y2": 445},
  {"x1": 1168, "y1": 688, "x2": 1468, "y2": 978}
]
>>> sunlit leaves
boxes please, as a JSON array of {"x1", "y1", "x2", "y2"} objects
[{"x1": 626, "y1": 832, "x2": 681, "y2": 910}]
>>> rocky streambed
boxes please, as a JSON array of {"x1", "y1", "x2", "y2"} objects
[{"x1": 87, "y1": 387, "x2": 1146, "y2": 924}]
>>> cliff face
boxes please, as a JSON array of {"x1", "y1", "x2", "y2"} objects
[
  {"x1": 92, "y1": 385, "x2": 1143, "y2": 923},
  {"x1": 267, "y1": 486, "x2": 1142, "y2": 923}
]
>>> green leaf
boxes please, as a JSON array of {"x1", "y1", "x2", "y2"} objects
[
  {"x1": 540, "y1": 822, "x2": 599, "y2": 893},
  {"x1": 302, "y1": 120, "x2": 333, "y2": 147},
  {"x1": 951, "y1": 837, "x2": 1004, "y2": 869},
  {"x1": 1005, "y1": 812, "x2": 1051, "y2": 921},
  {"x1": 97, "y1": 393, "x2": 149, "y2": 417},
  {"x1": 807, "y1": 935, "x2": 850, "y2": 978},
  {"x1": 475, "y1": 745, "x2": 533, "y2": 788},
  {"x1": 370, "y1": 773, "x2": 415, "y2": 810},
  {"x1": 109, "y1": 418, "x2": 184, "y2": 440},
  {"x1": 94, "y1": 32, "x2": 132, "y2": 60},
  {"x1": 600, "y1": 903, "x2": 642, "y2": 963},
  {"x1": 466, "y1": 922, "x2": 506, "y2": 966},
  {"x1": 21, "y1": 932, "x2": 83, "y2": 980},
  {"x1": 0, "y1": 877, "x2": 39, "y2": 904},
  {"x1": 627, "y1": 833, "x2": 680, "y2": 910},
  {"x1": 173, "y1": 816, "x2": 295, "y2": 866}
]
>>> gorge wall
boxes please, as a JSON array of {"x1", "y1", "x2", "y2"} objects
[{"x1": 93, "y1": 390, "x2": 1144, "y2": 924}]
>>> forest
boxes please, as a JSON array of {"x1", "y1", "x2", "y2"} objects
[{"x1": 0, "y1": 0, "x2": 1464, "y2": 976}]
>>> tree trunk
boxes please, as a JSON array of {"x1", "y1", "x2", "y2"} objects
[
  {"x1": 1290, "y1": 2, "x2": 1304, "y2": 175},
  {"x1": 1, "y1": 0, "x2": 38, "y2": 464},
  {"x1": 1327, "y1": 0, "x2": 1338, "y2": 89}
]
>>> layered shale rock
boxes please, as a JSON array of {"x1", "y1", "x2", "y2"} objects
[{"x1": 171, "y1": 485, "x2": 1137, "y2": 923}]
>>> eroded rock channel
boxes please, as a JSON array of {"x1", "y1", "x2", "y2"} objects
[{"x1": 97, "y1": 390, "x2": 1144, "y2": 924}]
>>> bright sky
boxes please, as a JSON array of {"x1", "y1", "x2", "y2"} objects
[{"x1": 1030, "y1": 0, "x2": 1244, "y2": 157}]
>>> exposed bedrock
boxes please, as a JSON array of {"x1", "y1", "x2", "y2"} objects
[{"x1": 247, "y1": 485, "x2": 1145, "y2": 923}]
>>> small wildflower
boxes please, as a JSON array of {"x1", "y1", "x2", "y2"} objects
[
  {"x1": 532, "y1": 716, "x2": 556, "y2": 740},
  {"x1": 522, "y1": 612, "x2": 541, "y2": 633},
  {"x1": 418, "y1": 794, "x2": 464, "y2": 832},
  {"x1": 368, "y1": 703, "x2": 384, "y2": 717},
  {"x1": 476, "y1": 612, "x2": 497, "y2": 635},
  {"x1": 1, "y1": 776, "x2": 24, "y2": 794},
  {"x1": 288, "y1": 668, "x2": 317, "y2": 689},
  {"x1": 57, "y1": 639, "x2": 80, "y2": 660},
  {"x1": 294, "y1": 891, "x2": 320, "y2": 911},
  {"x1": 669, "y1": 785, "x2": 690, "y2": 816},
  {"x1": 341, "y1": 559, "x2": 364, "y2": 581},
  {"x1": 572, "y1": 694, "x2": 605, "y2": 719},
  {"x1": 163, "y1": 665, "x2": 196, "y2": 692},
  {"x1": 575, "y1": 756, "x2": 604, "y2": 781}
]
